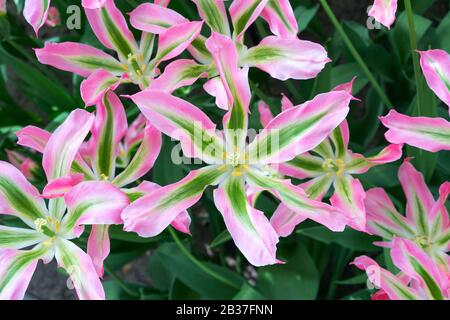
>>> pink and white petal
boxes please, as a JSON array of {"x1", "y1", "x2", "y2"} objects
[
  {"x1": 193, "y1": 0, "x2": 230, "y2": 35},
  {"x1": 352, "y1": 255, "x2": 421, "y2": 300},
  {"x1": 23, "y1": 0, "x2": 50, "y2": 35},
  {"x1": 154, "y1": 0, "x2": 170, "y2": 6},
  {"x1": 150, "y1": 59, "x2": 208, "y2": 93},
  {"x1": 241, "y1": 36, "x2": 330, "y2": 81},
  {"x1": 82, "y1": 0, "x2": 107, "y2": 9},
  {"x1": 54, "y1": 239, "x2": 105, "y2": 300},
  {"x1": 346, "y1": 144, "x2": 403, "y2": 174},
  {"x1": 84, "y1": 0, "x2": 139, "y2": 60},
  {"x1": 16, "y1": 126, "x2": 50, "y2": 153},
  {"x1": 203, "y1": 77, "x2": 229, "y2": 111},
  {"x1": 299, "y1": 174, "x2": 333, "y2": 200},
  {"x1": 281, "y1": 94, "x2": 294, "y2": 111},
  {"x1": 214, "y1": 176, "x2": 279, "y2": 266},
  {"x1": 87, "y1": 225, "x2": 110, "y2": 277},
  {"x1": 278, "y1": 153, "x2": 327, "y2": 180},
  {"x1": 188, "y1": 34, "x2": 213, "y2": 65},
  {"x1": 398, "y1": 159, "x2": 435, "y2": 235},
  {"x1": 0, "y1": 245, "x2": 51, "y2": 300},
  {"x1": 62, "y1": 181, "x2": 129, "y2": 234},
  {"x1": 430, "y1": 182, "x2": 450, "y2": 242},
  {"x1": 330, "y1": 176, "x2": 366, "y2": 232},
  {"x1": 112, "y1": 123, "x2": 162, "y2": 188},
  {"x1": 246, "y1": 170, "x2": 348, "y2": 232},
  {"x1": 365, "y1": 188, "x2": 415, "y2": 240},
  {"x1": 35, "y1": 42, "x2": 124, "y2": 77},
  {"x1": 155, "y1": 21, "x2": 203, "y2": 64},
  {"x1": 91, "y1": 91, "x2": 127, "y2": 178},
  {"x1": 0, "y1": 226, "x2": 47, "y2": 250},
  {"x1": 80, "y1": 69, "x2": 122, "y2": 106},
  {"x1": 260, "y1": 0, "x2": 298, "y2": 38},
  {"x1": 248, "y1": 90, "x2": 351, "y2": 164},
  {"x1": 129, "y1": 3, "x2": 188, "y2": 34},
  {"x1": 368, "y1": 0, "x2": 398, "y2": 29},
  {"x1": 270, "y1": 203, "x2": 307, "y2": 237},
  {"x1": 0, "y1": 161, "x2": 47, "y2": 227},
  {"x1": 171, "y1": 211, "x2": 192, "y2": 235},
  {"x1": 229, "y1": 0, "x2": 269, "y2": 41},
  {"x1": 41, "y1": 173, "x2": 84, "y2": 199},
  {"x1": 258, "y1": 100, "x2": 274, "y2": 127},
  {"x1": 332, "y1": 77, "x2": 358, "y2": 95},
  {"x1": 122, "y1": 166, "x2": 226, "y2": 237},
  {"x1": 129, "y1": 90, "x2": 226, "y2": 164},
  {"x1": 418, "y1": 49, "x2": 450, "y2": 111},
  {"x1": 45, "y1": 6, "x2": 61, "y2": 27},
  {"x1": 43, "y1": 109, "x2": 94, "y2": 181},
  {"x1": 124, "y1": 114, "x2": 146, "y2": 152},
  {"x1": 391, "y1": 237, "x2": 448, "y2": 300},
  {"x1": 380, "y1": 110, "x2": 450, "y2": 152}
]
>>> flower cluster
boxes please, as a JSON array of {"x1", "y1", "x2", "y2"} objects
[{"x1": 0, "y1": 0, "x2": 448, "y2": 300}]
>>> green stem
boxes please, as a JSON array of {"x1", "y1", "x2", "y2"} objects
[
  {"x1": 319, "y1": 0, "x2": 392, "y2": 107},
  {"x1": 168, "y1": 227, "x2": 240, "y2": 290},
  {"x1": 404, "y1": 0, "x2": 424, "y2": 116},
  {"x1": 285, "y1": 80, "x2": 304, "y2": 102},
  {"x1": 104, "y1": 263, "x2": 140, "y2": 298},
  {"x1": 249, "y1": 79, "x2": 271, "y2": 105}
]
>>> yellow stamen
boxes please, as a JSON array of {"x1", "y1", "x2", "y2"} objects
[
  {"x1": 100, "y1": 173, "x2": 109, "y2": 181},
  {"x1": 34, "y1": 218, "x2": 47, "y2": 232}
]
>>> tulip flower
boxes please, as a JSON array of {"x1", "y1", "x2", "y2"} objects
[
  {"x1": 368, "y1": 0, "x2": 398, "y2": 29},
  {"x1": 353, "y1": 237, "x2": 449, "y2": 300},
  {"x1": 34, "y1": 0, "x2": 203, "y2": 105},
  {"x1": 381, "y1": 49, "x2": 450, "y2": 152},
  {"x1": 122, "y1": 33, "x2": 351, "y2": 267},
  {"x1": 129, "y1": 0, "x2": 330, "y2": 108},
  {"x1": 364, "y1": 159, "x2": 450, "y2": 273},
  {"x1": 258, "y1": 80, "x2": 403, "y2": 233},
  {"x1": 0, "y1": 109, "x2": 131, "y2": 300},
  {"x1": 15, "y1": 91, "x2": 171, "y2": 276}
]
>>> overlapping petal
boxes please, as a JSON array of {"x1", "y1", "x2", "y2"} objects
[
  {"x1": 80, "y1": 69, "x2": 123, "y2": 106},
  {"x1": 260, "y1": 0, "x2": 298, "y2": 38},
  {"x1": 368, "y1": 0, "x2": 398, "y2": 29},
  {"x1": 193, "y1": 0, "x2": 230, "y2": 35},
  {"x1": 129, "y1": 3, "x2": 188, "y2": 34},
  {"x1": 229, "y1": 0, "x2": 269, "y2": 41}
]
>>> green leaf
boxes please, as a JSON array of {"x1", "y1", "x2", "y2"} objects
[
  {"x1": 295, "y1": 4, "x2": 319, "y2": 33},
  {"x1": 256, "y1": 243, "x2": 319, "y2": 299},
  {"x1": 233, "y1": 283, "x2": 267, "y2": 300},
  {"x1": 209, "y1": 229, "x2": 232, "y2": 248},
  {"x1": 297, "y1": 226, "x2": 380, "y2": 252},
  {"x1": 336, "y1": 273, "x2": 368, "y2": 285}
]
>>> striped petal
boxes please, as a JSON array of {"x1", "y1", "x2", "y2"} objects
[
  {"x1": 429, "y1": 182, "x2": 450, "y2": 244},
  {"x1": 90, "y1": 91, "x2": 127, "y2": 179},
  {"x1": 129, "y1": 90, "x2": 226, "y2": 164},
  {"x1": 41, "y1": 173, "x2": 84, "y2": 199},
  {"x1": 205, "y1": 33, "x2": 251, "y2": 149},
  {"x1": 35, "y1": 42, "x2": 124, "y2": 77},
  {"x1": 380, "y1": 110, "x2": 450, "y2": 152},
  {"x1": 61, "y1": 181, "x2": 129, "y2": 235},
  {"x1": 246, "y1": 170, "x2": 347, "y2": 232},
  {"x1": 260, "y1": 0, "x2": 298, "y2": 38},
  {"x1": 43, "y1": 109, "x2": 94, "y2": 181},
  {"x1": 0, "y1": 161, "x2": 47, "y2": 227},
  {"x1": 214, "y1": 176, "x2": 280, "y2": 266},
  {"x1": 82, "y1": 0, "x2": 107, "y2": 9},
  {"x1": 352, "y1": 255, "x2": 421, "y2": 300},
  {"x1": 399, "y1": 159, "x2": 435, "y2": 236},
  {"x1": 365, "y1": 188, "x2": 416, "y2": 240},
  {"x1": 23, "y1": 0, "x2": 50, "y2": 35},
  {"x1": 203, "y1": 77, "x2": 229, "y2": 111},
  {"x1": 193, "y1": 0, "x2": 231, "y2": 35},
  {"x1": 346, "y1": 144, "x2": 403, "y2": 174},
  {"x1": 258, "y1": 100, "x2": 274, "y2": 127},
  {"x1": 188, "y1": 35, "x2": 213, "y2": 64},
  {"x1": 0, "y1": 226, "x2": 46, "y2": 250},
  {"x1": 229, "y1": 0, "x2": 269, "y2": 41},
  {"x1": 112, "y1": 123, "x2": 162, "y2": 188},
  {"x1": 122, "y1": 166, "x2": 226, "y2": 237},
  {"x1": 154, "y1": 21, "x2": 203, "y2": 64},
  {"x1": 418, "y1": 49, "x2": 450, "y2": 111},
  {"x1": 149, "y1": 59, "x2": 208, "y2": 93},
  {"x1": 16, "y1": 126, "x2": 50, "y2": 153},
  {"x1": 278, "y1": 153, "x2": 327, "y2": 180},
  {"x1": 54, "y1": 239, "x2": 105, "y2": 300},
  {"x1": 80, "y1": 69, "x2": 122, "y2": 106},
  {"x1": 270, "y1": 204, "x2": 306, "y2": 237},
  {"x1": 368, "y1": 0, "x2": 398, "y2": 29},
  {"x1": 391, "y1": 237, "x2": 448, "y2": 300},
  {"x1": 84, "y1": 0, "x2": 139, "y2": 61},
  {"x1": 129, "y1": 3, "x2": 188, "y2": 34},
  {"x1": 299, "y1": 175, "x2": 334, "y2": 201},
  {"x1": 0, "y1": 245, "x2": 51, "y2": 300},
  {"x1": 87, "y1": 225, "x2": 110, "y2": 277},
  {"x1": 241, "y1": 36, "x2": 330, "y2": 81},
  {"x1": 330, "y1": 175, "x2": 366, "y2": 232},
  {"x1": 247, "y1": 91, "x2": 351, "y2": 165}
]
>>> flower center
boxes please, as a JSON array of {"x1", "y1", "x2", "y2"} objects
[
  {"x1": 34, "y1": 217, "x2": 60, "y2": 239},
  {"x1": 322, "y1": 158, "x2": 346, "y2": 176}
]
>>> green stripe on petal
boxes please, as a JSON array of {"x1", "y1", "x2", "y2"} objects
[{"x1": 0, "y1": 226, "x2": 46, "y2": 249}]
